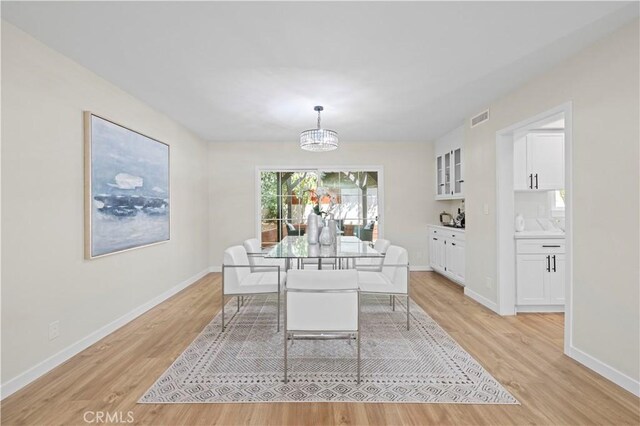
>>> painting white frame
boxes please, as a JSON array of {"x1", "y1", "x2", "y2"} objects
[{"x1": 84, "y1": 112, "x2": 171, "y2": 259}]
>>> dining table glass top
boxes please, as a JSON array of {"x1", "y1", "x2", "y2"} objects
[{"x1": 265, "y1": 236, "x2": 383, "y2": 259}]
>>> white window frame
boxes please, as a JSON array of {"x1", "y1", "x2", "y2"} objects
[
  {"x1": 255, "y1": 165, "x2": 384, "y2": 246},
  {"x1": 548, "y1": 190, "x2": 566, "y2": 218}
]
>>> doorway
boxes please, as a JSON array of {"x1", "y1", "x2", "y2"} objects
[{"x1": 495, "y1": 102, "x2": 573, "y2": 354}]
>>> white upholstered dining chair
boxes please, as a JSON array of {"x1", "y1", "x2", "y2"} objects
[
  {"x1": 284, "y1": 269, "x2": 360, "y2": 384},
  {"x1": 357, "y1": 245, "x2": 411, "y2": 330},
  {"x1": 243, "y1": 238, "x2": 286, "y2": 272},
  {"x1": 222, "y1": 245, "x2": 286, "y2": 332},
  {"x1": 355, "y1": 238, "x2": 391, "y2": 271}
]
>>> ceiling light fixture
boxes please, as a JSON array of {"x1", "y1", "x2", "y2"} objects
[{"x1": 300, "y1": 106, "x2": 339, "y2": 152}]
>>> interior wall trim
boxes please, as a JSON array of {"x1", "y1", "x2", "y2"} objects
[
  {"x1": 567, "y1": 345, "x2": 640, "y2": 397},
  {"x1": 464, "y1": 287, "x2": 499, "y2": 314},
  {"x1": 0, "y1": 268, "x2": 210, "y2": 400}
]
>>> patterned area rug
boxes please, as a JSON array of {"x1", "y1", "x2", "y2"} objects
[{"x1": 139, "y1": 294, "x2": 518, "y2": 404}]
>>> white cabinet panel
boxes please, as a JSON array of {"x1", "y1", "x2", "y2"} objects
[
  {"x1": 516, "y1": 255, "x2": 548, "y2": 305},
  {"x1": 450, "y1": 241, "x2": 465, "y2": 282},
  {"x1": 434, "y1": 125, "x2": 464, "y2": 200},
  {"x1": 514, "y1": 131, "x2": 564, "y2": 191},
  {"x1": 428, "y1": 226, "x2": 465, "y2": 285},
  {"x1": 515, "y1": 240, "x2": 565, "y2": 310},
  {"x1": 527, "y1": 133, "x2": 564, "y2": 190},
  {"x1": 429, "y1": 236, "x2": 445, "y2": 272},
  {"x1": 548, "y1": 254, "x2": 565, "y2": 304}
]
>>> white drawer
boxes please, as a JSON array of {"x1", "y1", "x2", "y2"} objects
[
  {"x1": 516, "y1": 239, "x2": 565, "y2": 254},
  {"x1": 429, "y1": 227, "x2": 465, "y2": 242}
]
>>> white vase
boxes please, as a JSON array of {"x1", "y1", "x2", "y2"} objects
[
  {"x1": 319, "y1": 222, "x2": 333, "y2": 246},
  {"x1": 515, "y1": 213, "x2": 525, "y2": 232},
  {"x1": 307, "y1": 212, "x2": 319, "y2": 244},
  {"x1": 328, "y1": 219, "x2": 337, "y2": 242}
]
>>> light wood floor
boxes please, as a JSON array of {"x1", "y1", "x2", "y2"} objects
[{"x1": 2, "y1": 272, "x2": 638, "y2": 425}]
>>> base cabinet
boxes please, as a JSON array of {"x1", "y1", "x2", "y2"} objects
[
  {"x1": 429, "y1": 226, "x2": 465, "y2": 285},
  {"x1": 516, "y1": 239, "x2": 565, "y2": 311}
]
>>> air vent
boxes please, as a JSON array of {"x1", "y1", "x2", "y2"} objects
[{"x1": 471, "y1": 109, "x2": 490, "y2": 128}]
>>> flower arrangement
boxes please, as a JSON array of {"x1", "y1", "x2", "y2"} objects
[{"x1": 307, "y1": 187, "x2": 337, "y2": 218}]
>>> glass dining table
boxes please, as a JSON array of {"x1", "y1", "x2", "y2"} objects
[{"x1": 265, "y1": 236, "x2": 383, "y2": 270}]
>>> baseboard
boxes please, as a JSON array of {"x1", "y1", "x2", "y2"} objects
[
  {"x1": 0, "y1": 268, "x2": 210, "y2": 400},
  {"x1": 567, "y1": 345, "x2": 640, "y2": 397},
  {"x1": 209, "y1": 265, "x2": 222, "y2": 273},
  {"x1": 516, "y1": 305, "x2": 565, "y2": 313},
  {"x1": 464, "y1": 288, "x2": 499, "y2": 314},
  {"x1": 410, "y1": 265, "x2": 433, "y2": 272}
]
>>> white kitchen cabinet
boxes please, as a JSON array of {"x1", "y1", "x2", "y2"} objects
[
  {"x1": 428, "y1": 226, "x2": 465, "y2": 285},
  {"x1": 429, "y1": 234, "x2": 446, "y2": 271},
  {"x1": 514, "y1": 132, "x2": 564, "y2": 191},
  {"x1": 548, "y1": 254, "x2": 565, "y2": 304},
  {"x1": 436, "y1": 148, "x2": 464, "y2": 199},
  {"x1": 515, "y1": 239, "x2": 565, "y2": 311},
  {"x1": 435, "y1": 125, "x2": 464, "y2": 200}
]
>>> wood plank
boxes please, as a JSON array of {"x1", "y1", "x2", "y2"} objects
[{"x1": 1, "y1": 272, "x2": 638, "y2": 425}]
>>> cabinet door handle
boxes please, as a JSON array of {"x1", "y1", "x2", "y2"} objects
[
  {"x1": 553, "y1": 255, "x2": 557, "y2": 272},
  {"x1": 535, "y1": 173, "x2": 539, "y2": 189},
  {"x1": 451, "y1": 243, "x2": 456, "y2": 246},
  {"x1": 459, "y1": 180, "x2": 464, "y2": 183},
  {"x1": 542, "y1": 245, "x2": 561, "y2": 248},
  {"x1": 529, "y1": 174, "x2": 533, "y2": 189},
  {"x1": 433, "y1": 238, "x2": 438, "y2": 241},
  {"x1": 546, "y1": 255, "x2": 550, "y2": 272}
]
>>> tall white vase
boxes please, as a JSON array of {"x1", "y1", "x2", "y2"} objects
[
  {"x1": 319, "y1": 224, "x2": 333, "y2": 246},
  {"x1": 307, "y1": 212, "x2": 319, "y2": 244}
]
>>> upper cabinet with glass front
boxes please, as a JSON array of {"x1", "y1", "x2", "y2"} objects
[{"x1": 435, "y1": 125, "x2": 464, "y2": 200}]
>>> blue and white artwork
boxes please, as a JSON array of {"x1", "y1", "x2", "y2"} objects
[{"x1": 87, "y1": 114, "x2": 169, "y2": 258}]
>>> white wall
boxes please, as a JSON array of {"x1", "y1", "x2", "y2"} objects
[
  {"x1": 1, "y1": 23, "x2": 210, "y2": 388},
  {"x1": 465, "y1": 20, "x2": 639, "y2": 383},
  {"x1": 208, "y1": 142, "x2": 436, "y2": 269}
]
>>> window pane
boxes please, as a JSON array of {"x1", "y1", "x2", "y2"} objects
[{"x1": 261, "y1": 220, "x2": 282, "y2": 246}]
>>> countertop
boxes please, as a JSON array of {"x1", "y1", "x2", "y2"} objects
[
  {"x1": 514, "y1": 231, "x2": 565, "y2": 239},
  {"x1": 429, "y1": 224, "x2": 465, "y2": 232}
]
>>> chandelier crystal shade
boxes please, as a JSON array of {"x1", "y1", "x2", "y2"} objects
[{"x1": 300, "y1": 106, "x2": 339, "y2": 152}]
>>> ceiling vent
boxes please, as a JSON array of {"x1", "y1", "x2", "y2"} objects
[{"x1": 471, "y1": 109, "x2": 490, "y2": 128}]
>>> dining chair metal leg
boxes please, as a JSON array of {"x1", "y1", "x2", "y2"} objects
[
  {"x1": 407, "y1": 266, "x2": 411, "y2": 330},
  {"x1": 389, "y1": 295, "x2": 392, "y2": 306},
  {"x1": 407, "y1": 295, "x2": 410, "y2": 331},
  {"x1": 357, "y1": 292, "x2": 361, "y2": 384},
  {"x1": 284, "y1": 332, "x2": 288, "y2": 384},
  {"x1": 221, "y1": 265, "x2": 225, "y2": 331},
  {"x1": 357, "y1": 330, "x2": 361, "y2": 384},
  {"x1": 237, "y1": 296, "x2": 240, "y2": 312},
  {"x1": 284, "y1": 289, "x2": 288, "y2": 383},
  {"x1": 276, "y1": 267, "x2": 281, "y2": 332},
  {"x1": 392, "y1": 295, "x2": 396, "y2": 311}
]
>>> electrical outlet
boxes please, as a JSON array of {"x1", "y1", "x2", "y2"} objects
[
  {"x1": 49, "y1": 321, "x2": 60, "y2": 340},
  {"x1": 485, "y1": 277, "x2": 493, "y2": 289},
  {"x1": 483, "y1": 203, "x2": 489, "y2": 215}
]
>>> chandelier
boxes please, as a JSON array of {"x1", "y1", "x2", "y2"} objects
[{"x1": 300, "y1": 106, "x2": 339, "y2": 152}]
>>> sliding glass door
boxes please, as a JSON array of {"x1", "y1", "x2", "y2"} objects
[{"x1": 259, "y1": 168, "x2": 382, "y2": 247}]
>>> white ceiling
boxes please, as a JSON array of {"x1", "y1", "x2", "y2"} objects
[{"x1": 2, "y1": 1, "x2": 638, "y2": 143}]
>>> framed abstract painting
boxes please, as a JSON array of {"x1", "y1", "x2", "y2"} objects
[{"x1": 84, "y1": 112, "x2": 170, "y2": 259}]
